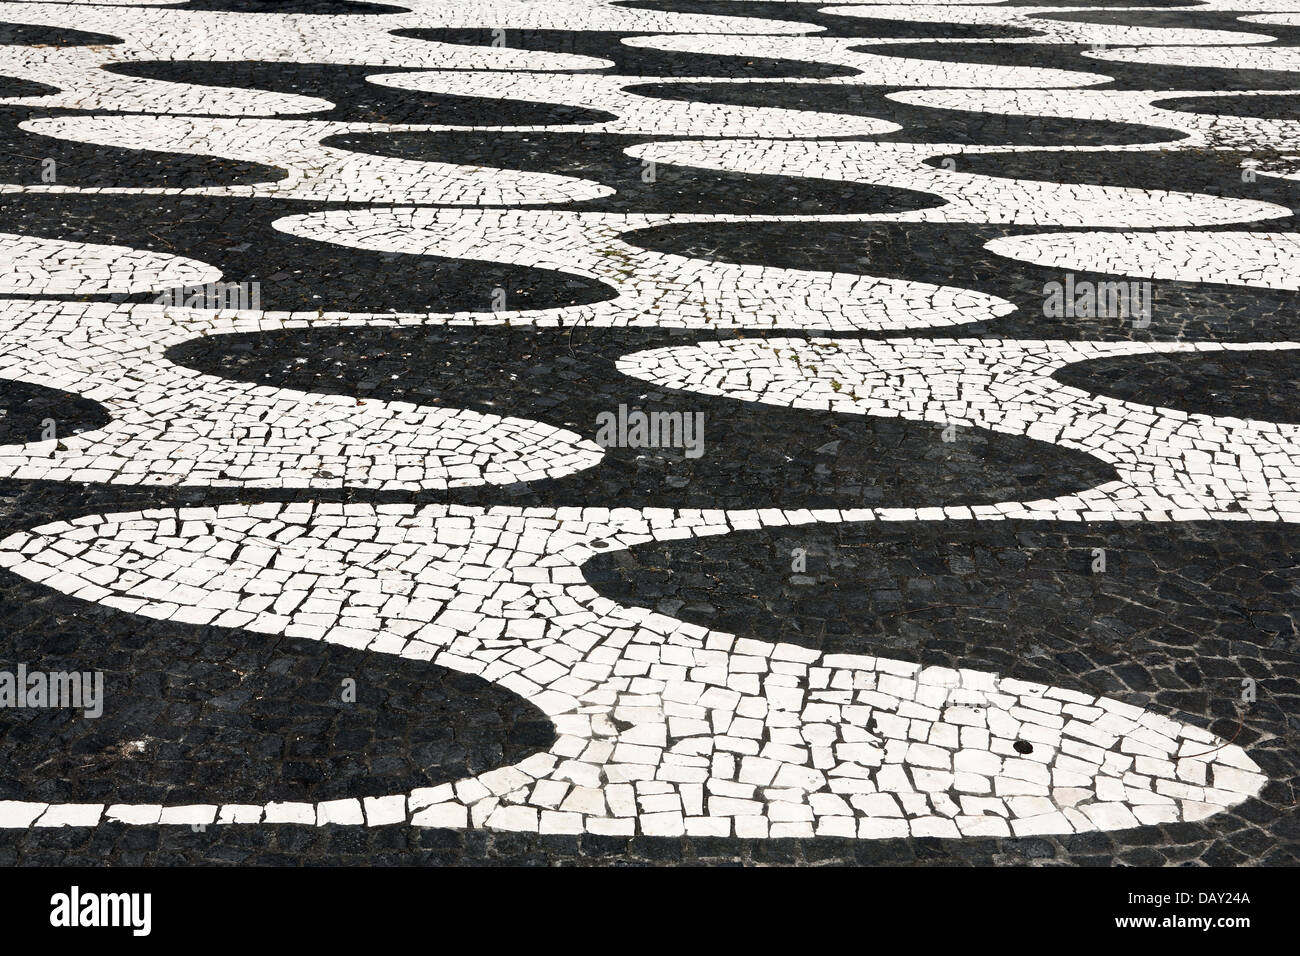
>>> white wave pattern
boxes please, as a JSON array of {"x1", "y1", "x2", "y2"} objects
[
  {"x1": 0, "y1": 505, "x2": 1269, "y2": 836},
  {"x1": 0, "y1": 0, "x2": 1292, "y2": 838}
]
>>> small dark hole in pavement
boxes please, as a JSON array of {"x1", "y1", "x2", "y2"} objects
[{"x1": 1014, "y1": 740, "x2": 1034, "y2": 755}]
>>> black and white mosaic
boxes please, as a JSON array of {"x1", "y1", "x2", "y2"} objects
[{"x1": 0, "y1": 0, "x2": 1296, "y2": 866}]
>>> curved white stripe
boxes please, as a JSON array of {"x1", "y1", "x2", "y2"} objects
[
  {"x1": 626, "y1": 139, "x2": 1290, "y2": 226},
  {"x1": 14, "y1": 115, "x2": 613, "y2": 205},
  {"x1": 368, "y1": 70, "x2": 901, "y2": 138},
  {"x1": 273, "y1": 207, "x2": 1016, "y2": 330},
  {"x1": 618, "y1": 338, "x2": 1300, "y2": 522},
  {"x1": 626, "y1": 33, "x2": 1112, "y2": 88},
  {"x1": 0, "y1": 232, "x2": 220, "y2": 295},
  {"x1": 988, "y1": 231, "x2": 1300, "y2": 290},
  {"x1": 0, "y1": 503, "x2": 1267, "y2": 837},
  {"x1": 892, "y1": 87, "x2": 1300, "y2": 154},
  {"x1": 824, "y1": 4, "x2": 1275, "y2": 47},
  {"x1": 0, "y1": 300, "x2": 602, "y2": 488}
]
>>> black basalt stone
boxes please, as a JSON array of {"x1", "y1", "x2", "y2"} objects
[{"x1": 0, "y1": 577, "x2": 554, "y2": 805}]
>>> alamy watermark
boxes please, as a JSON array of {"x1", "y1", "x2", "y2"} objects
[
  {"x1": 0, "y1": 663, "x2": 102, "y2": 717},
  {"x1": 50, "y1": 886, "x2": 150, "y2": 936},
  {"x1": 155, "y1": 281, "x2": 261, "y2": 311},
  {"x1": 595, "y1": 404, "x2": 705, "y2": 458},
  {"x1": 1043, "y1": 274, "x2": 1151, "y2": 327}
]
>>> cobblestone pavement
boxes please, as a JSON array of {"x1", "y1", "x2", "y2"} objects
[{"x1": 0, "y1": 0, "x2": 1297, "y2": 866}]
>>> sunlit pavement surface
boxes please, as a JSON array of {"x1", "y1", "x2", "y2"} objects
[{"x1": 0, "y1": 0, "x2": 1297, "y2": 866}]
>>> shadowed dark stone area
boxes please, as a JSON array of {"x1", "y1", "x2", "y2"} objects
[
  {"x1": 1156, "y1": 93, "x2": 1300, "y2": 122},
  {"x1": 612, "y1": 0, "x2": 1040, "y2": 39},
  {"x1": 862, "y1": 40, "x2": 1300, "y2": 91},
  {"x1": 0, "y1": 380, "x2": 109, "y2": 444},
  {"x1": 921, "y1": 147, "x2": 1300, "y2": 197},
  {"x1": 1037, "y1": 8, "x2": 1300, "y2": 44},
  {"x1": 0, "y1": 811, "x2": 1291, "y2": 865},
  {"x1": 581, "y1": 519, "x2": 1300, "y2": 865},
  {"x1": 927, "y1": 148, "x2": 1300, "y2": 236},
  {"x1": 620, "y1": 219, "x2": 1300, "y2": 343},
  {"x1": 0, "y1": 194, "x2": 614, "y2": 312},
  {"x1": 325, "y1": 129, "x2": 941, "y2": 215},
  {"x1": 0, "y1": 76, "x2": 58, "y2": 99},
  {"x1": 168, "y1": 325, "x2": 1117, "y2": 510},
  {"x1": 926, "y1": 148, "x2": 1300, "y2": 232},
  {"x1": 162, "y1": 0, "x2": 409, "y2": 13},
  {"x1": 584, "y1": 519, "x2": 1296, "y2": 666},
  {"x1": 394, "y1": 27, "x2": 858, "y2": 78},
  {"x1": 0, "y1": 22, "x2": 120, "y2": 47},
  {"x1": 0, "y1": 109, "x2": 286, "y2": 190},
  {"x1": 1054, "y1": 348, "x2": 1300, "y2": 423},
  {"x1": 0, "y1": 576, "x2": 554, "y2": 804},
  {"x1": 106, "y1": 61, "x2": 617, "y2": 125},
  {"x1": 628, "y1": 82, "x2": 1182, "y2": 146},
  {"x1": 1000, "y1": 0, "x2": 1193, "y2": 6},
  {"x1": 582, "y1": 519, "x2": 1299, "y2": 734}
]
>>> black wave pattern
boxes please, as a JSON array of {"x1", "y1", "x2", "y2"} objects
[
  {"x1": 159, "y1": 0, "x2": 410, "y2": 14},
  {"x1": 324, "y1": 129, "x2": 940, "y2": 215},
  {"x1": 392, "y1": 27, "x2": 859, "y2": 78},
  {"x1": 860, "y1": 40, "x2": 1300, "y2": 92},
  {"x1": 1154, "y1": 93, "x2": 1300, "y2": 122},
  {"x1": 999, "y1": 0, "x2": 1194, "y2": 7},
  {"x1": 580, "y1": 519, "x2": 1299, "y2": 831},
  {"x1": 0, "y1": 76, "x2": 58, "y2": 99},
  {"x1": 0, "y1": 573, "x2": 554, "y2": 805},
  {"x1": 1037, "y1": 8, "x2": 1300, "y2": 45},
  {"x1": 611, "y1": 0, "x2": 1040, "y2": 40},
  {"x1": 0, "y1": 108, "x2": 285, "y2": 191},
  {"x1": 929, "y1": 148, "x2": 1300, "y2": 207},
  {"x1": 104, "y1": 61, "x2": 617, "y2": 125},
  {"x1": 0, "y1": 380, "x2": 110, "y2": 445},
  {"x1": 620, "y1": 220, "x2": 1300, "y2": 343},
  {"x1": 0, "y1": 22, "x2": 121, "y2": 47},
  {"x1": 0, "y1": 194, "x2": 613, "y2": 312},
  {"x1": 1054, "y1": 348, "x2": 1300, "y2": 424},
  {"x1": 168, "y1": 325, "x2": 1118, "y2": 510},
  {"x1": 625, "y1": 82, "x2": 1183, "y2": 147},
  {"x1": 581, "y1": 518, "x2": 1300, "y2": 737}
]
